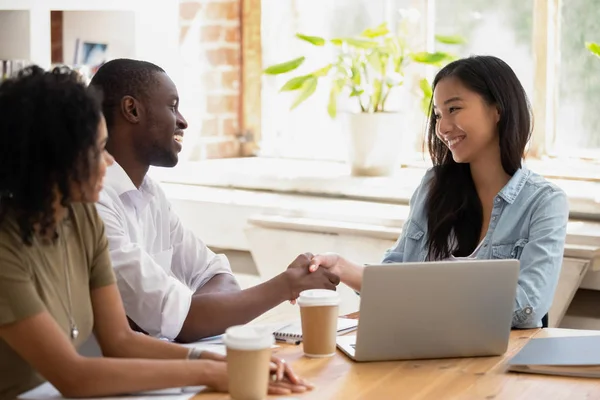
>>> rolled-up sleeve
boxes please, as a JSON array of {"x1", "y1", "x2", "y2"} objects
[
  {"x1": 97, "y1": 197, "x2": 193, "y2": 340},
  {"x1": 512, "y1": 188, "x2": 569, "y2": 328},
  {"x1": 168, "y1": 204, "x2": 233, "y2": 293}
]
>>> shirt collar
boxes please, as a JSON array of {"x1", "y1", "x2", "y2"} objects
[
  {"x1": 104, "y1": 161, "x2": 138, "y2": 196},
  {"x1": 497, "y1": 164, "x2": 531, "y2": 204},
  {"x1": 105, "y1": 162, "x2": 155, "y2": 211}
]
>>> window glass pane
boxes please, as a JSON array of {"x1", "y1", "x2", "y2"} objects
[
  {"x1": 555, "y1": 0, "x2": 600, "y2": 156},
  {"x1": 434, "y1": 0, "x2": 534, "y2": 99},
  {"x1": 261, "y1": 0, "x2": 421, "y2": 161}
]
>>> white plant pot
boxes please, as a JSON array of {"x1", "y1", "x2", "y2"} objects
[{"x1": 343, "y1": 112, "x2": 404, "y2": 177}]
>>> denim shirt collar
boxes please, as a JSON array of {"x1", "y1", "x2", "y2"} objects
[{"x1": 497, "y1": 165, "x2": 531, "y2": 204}]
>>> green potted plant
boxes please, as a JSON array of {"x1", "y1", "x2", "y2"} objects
[
  {"x1": 264, "y1": 20, "x2": 463, "y2": 176},
  {"x1": 587, "y1": 42, "x2": 600, "y2": 57}
]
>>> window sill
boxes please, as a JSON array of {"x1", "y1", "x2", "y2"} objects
[{"x1": 150, "y1": 157, "x2": 600, "y2": 219}]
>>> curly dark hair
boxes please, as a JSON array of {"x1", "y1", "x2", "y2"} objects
[
  {"x1": 0, "y1": 66, "x2": 103, "y2": 244},
  {"x1": 89, "y1": 58, "x2": 165, "y2": 130}
]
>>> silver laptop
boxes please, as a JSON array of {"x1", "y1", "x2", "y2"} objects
[{"x1": 337, "y1": 259, "x2": 520, "y2": 362}]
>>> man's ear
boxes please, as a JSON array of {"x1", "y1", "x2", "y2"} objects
[{"x1": 121, "y1": 96, "x2": 141, "y2": 124}]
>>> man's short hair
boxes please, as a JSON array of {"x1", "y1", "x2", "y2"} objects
[{"x1": 89, "y1": 58, "x2": 165, "y2": 130}]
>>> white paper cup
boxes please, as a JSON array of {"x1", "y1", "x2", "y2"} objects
[
  {"x1": 297, "y1": 289, "x2": 340, "y2": 358},
  {"x1": 224, "y1": 325, "x2": 274, "y2": 400}
]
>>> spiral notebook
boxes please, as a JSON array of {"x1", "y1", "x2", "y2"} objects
[{"x1": 273, "y1": 318, "x2": 358, "y2": 342}]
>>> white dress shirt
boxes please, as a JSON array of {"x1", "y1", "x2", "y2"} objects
[{"x1": 96, "y1": 162, "x2": 232, "y2": 340}]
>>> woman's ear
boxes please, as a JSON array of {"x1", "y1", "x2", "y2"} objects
[
  {"x1": 494, "y1": 105, "x2": 501, "y2": 124},
  {"x1": 121, "y1": 96, "x2": 140, "y2": 124}
]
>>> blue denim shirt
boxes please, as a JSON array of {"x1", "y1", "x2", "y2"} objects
[{"x1": 382, "y1": 166, "x2": 569, "y2": 328}]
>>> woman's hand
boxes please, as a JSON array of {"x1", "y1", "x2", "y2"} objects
[
  {"x1": 201, "y1": 352, "x2": 314, "y2": 395},
  {"x1": 310, "y1": 253, "x2": 364, "y2": 293},
  {"x1": 268, "y1": 356, "x2": 314, "y2": 395},
  {"x1": 201, "y1": 359, "x2": 229, "y2": 392},
  {"x1": 309, "y1": 253, "x2": 344, "y2": 277}
]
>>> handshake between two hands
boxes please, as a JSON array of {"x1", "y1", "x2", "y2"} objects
[{"x1": 283, "y1": 252, "x2": 344, "y2": 304}]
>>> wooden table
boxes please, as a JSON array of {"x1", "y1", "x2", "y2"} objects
[{"x1": 191, "y1": 326, "x2": 600, "y2": 400}]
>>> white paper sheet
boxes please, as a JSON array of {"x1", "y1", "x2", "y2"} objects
[
  {"x1": 18, "y1": 382, "x2": 203, "y2": 399},
  {"x1": 178, "y1": 343, "x2": 227, "y2": 355}
]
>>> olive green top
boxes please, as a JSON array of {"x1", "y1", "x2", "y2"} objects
[{"x1": 0, "y1": 203, "x2": 116, "y2": 400}]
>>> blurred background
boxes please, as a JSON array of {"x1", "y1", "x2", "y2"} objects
[{"x1": 1, "y1": 0, "x2": 600, "y2": 327}]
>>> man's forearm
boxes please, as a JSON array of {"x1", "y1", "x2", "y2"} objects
[{"x1": 176, "y1": 274, "x2": 290, "y2": 343}]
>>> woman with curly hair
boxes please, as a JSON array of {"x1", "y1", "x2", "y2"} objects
[{"x1": 0, "y1": 66, "x2": 312, "y2": 399}]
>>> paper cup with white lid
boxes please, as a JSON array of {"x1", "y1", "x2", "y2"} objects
[
  {"x1": 297, "y1": 289, "x2": 340, "y2": 358},
  {"x1": 224, "y1": 325, "x2": 274, "y2": 400}
]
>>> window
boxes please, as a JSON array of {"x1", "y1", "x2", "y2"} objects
[
  {"x1": 257, "y1": 0, "x2": 600, "y2": 163},
  {"x1": 261, "y1": 0, "x2": 405, "y2": 161},
  {"x1": 434, "y1": 1, "x2": 534, "y2": 98},
  {"x1": 554, "y1": 0, "x2": 600, "y2": 159}
]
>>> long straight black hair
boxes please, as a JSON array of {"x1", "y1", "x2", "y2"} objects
[{"x1": 424, "y1": 55, "x2": 532, "y2": 260}]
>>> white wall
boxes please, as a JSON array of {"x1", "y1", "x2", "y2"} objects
[
  {"x1": 63, "y1": 11, "x2": 135, "y2": 65},
  {"x1": 0, "y1": 10, "x2": 30, "y2": 59},
  {"x1": 0, "y1": 0, "x2": 179, "y2": 71}
]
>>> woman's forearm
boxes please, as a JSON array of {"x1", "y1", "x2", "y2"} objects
[
  {"x1": 101, "y1": 329, "x2": 190, "y2": 359},
  {"x1": 58, "y1": 356, "x2": 217, "y2": 398},
  {"x1": 339, "y1": 258, "x2": 365, "y2": 292}
]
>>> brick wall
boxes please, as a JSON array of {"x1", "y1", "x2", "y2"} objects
[
  {"x1": 52, "y1": 3, "x2": 244, "y2": 159},
  {"x1": 179, "y1": 0, "x2": 242, "y2": 159},
  {"x1": 50, "y1": 11, "x2": 63, "y2": 64}
]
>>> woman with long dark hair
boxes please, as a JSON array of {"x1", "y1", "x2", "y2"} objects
[
  {"x1": 309, "y1": 55, "x2": 569, "y2": 329},
  {"x1": 0, "y1": 66, "x2": 311, "y2": 399}
]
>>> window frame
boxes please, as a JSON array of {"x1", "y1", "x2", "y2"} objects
[{"x1": 241, "y1": 0, "x2": 262, "y2": 156}]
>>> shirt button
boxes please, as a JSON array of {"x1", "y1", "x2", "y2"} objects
[
  {"x1": 524, "y1": 306, "x2": 533, "y2": 315},
  {"x1": 492, "y1": 216, "x2": 497, "y2": 221},
  {"x1": 495, "y1": 198, "x2": 500, "y2": 203}
]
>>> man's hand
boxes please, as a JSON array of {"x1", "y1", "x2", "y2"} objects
[
  {"x1": 174, "y1": 255, "x2": 340, "y2": 342},
  {"x1": 281, "y1": 253, "x2": 340, "y2": 302}
]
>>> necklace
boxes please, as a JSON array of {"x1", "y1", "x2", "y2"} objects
[
  {"x1": 33, "y1": 223, "x2": 79, "y2": 340},
  {"x1": 59, "y1": 227, "x2": 79, "y2": 340}
]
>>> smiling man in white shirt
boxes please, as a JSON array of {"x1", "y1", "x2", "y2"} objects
[{"x1": 90, "y1": 59, "x2": 340, "y2": 343}]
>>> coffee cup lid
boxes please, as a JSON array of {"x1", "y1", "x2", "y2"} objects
[
  {"x1": 223, "y1": 325, "x2": 275, "y2": 350},
  {"x1": 297, "y1": 289, "x2": 340, "y2": 307}
]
